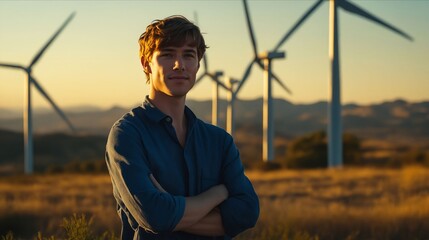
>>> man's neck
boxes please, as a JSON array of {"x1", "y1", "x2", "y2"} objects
[
  {"x1": 149, "y1": 92, "x2": 185, "y2": 119},
  {"x1": 148, "y1": 92, "x2": 187, "y2": 146}
]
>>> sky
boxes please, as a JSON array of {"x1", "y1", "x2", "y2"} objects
[{"x1": 0, "y1": 0, "x2": 428, "y2": 112}]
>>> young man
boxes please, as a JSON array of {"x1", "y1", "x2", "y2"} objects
[{"x1": 105, "y1": 15, "x2": 259, "y2": 239}]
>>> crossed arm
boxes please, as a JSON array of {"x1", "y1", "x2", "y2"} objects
[
  {"x1": 107, "y1": 124, "x2": 259, "y2": 237},
  {"x1": 149, "y1": 174, "x2": 227, "y2": 236}
]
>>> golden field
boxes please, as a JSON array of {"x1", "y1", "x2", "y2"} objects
[{"x1": 1, "y1": 167, "x2": 429, "y2": 239}]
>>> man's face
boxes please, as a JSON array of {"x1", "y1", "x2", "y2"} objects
[{"x1": 145, "y1": 41, "x2": 200, "y2": 98}]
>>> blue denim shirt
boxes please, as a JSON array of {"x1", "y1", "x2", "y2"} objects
[{"x1": 105, "y1": 97, "x2": 259, "y2": 239}]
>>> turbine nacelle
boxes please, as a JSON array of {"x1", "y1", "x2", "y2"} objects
[
  {"x1": 258, "y1": 51, "x2": 285, "y2": 60},
  {"x1": 213, "y1": 71, "x2": 224, "y2": 79}
]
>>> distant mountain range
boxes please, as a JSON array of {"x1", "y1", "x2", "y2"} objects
[
  {"x1": 1, "y1": 98, "x2": 428, "y2": 141},
  {"x1": 1, "y1": 98, "x2": 428, "y2": 173}
]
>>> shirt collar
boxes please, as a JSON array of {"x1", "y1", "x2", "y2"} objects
[
  {"x1": 184, "y1": 104, "x2": 197, "y2": 128},
  {"x1": 141, "y1": 96, "x2": 197, "y2": 126},
  {"x1": 141, "y1": 96, "x2": 168, "y2": 123}
]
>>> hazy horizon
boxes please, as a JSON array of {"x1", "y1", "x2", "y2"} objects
[{"x1": 1, "y1": 95, "x2": 427, "y2": 114}]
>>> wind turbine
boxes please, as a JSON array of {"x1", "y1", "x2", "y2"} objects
[
  {"x1": 327, "y1": 0, "x2": 413, "y2": 167},
  {"x1": 270, "y1": 0, "x2": 412, "y2": 167},
  {"x1": 0, "y1": 12, "x2": 77, "y2": 174},
  {"x1": 224, "y1": 76, "x2": 240, "y2": 136},
  {"x1": 194, "y1": 12, "x2": 229, "y2": 126},
  {"x1": 195, "y1": 57, "x2": 227, "y2": 126},
  {"x1": 238, "y1": 0, "x2": 293, "y2": 162}
]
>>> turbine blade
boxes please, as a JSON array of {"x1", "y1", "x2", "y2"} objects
[
  {"x1": 0, "y1": 63, "x2": 26, "y2": 71},
  {"x1": 195, "y1": 73, "x2": 208, "y2": 85},
  {"x1": 29, "y1": 12, "x2": 76, "y2": 68},
  {"x1": 273, "y1": 0, "x2": 324, "y2": 51},
  {"x1": 255, "y1": 60, "x2": 292, "y2": 95},
  {"x1": 30, "y1": 75, "x2": 76, "y2": 132},
  {"x1": 242, "y1": 0, "x2": 259, "y2": 58},
  {"x1": 202, "y1": 53, "x2": 208, "y2": 72},
  {"x1": 208, "y1": 73, "x2": 229, "y2": 90},
  {"x1": 193, "y1": 11, "x2": 209, "y2": 73},
  {"x1": 233, "y1": 59, "x2": 256, "y2": 98},
  {"x1": 339, "y1": 0, "x2": 413, "y2": 41},
  {"x1": 193, "y1": 11, "x2": 199, "y2": 25},
  {"x1": 272, "y1": 72, "x2": 293, "y2": 95}
]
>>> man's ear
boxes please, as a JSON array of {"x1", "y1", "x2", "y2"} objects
[{"x1": 141, "y1": 57, "x2": 151, "y2": 73}]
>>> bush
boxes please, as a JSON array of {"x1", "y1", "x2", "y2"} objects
[
  {"x1": 283, "y1": 131, "x2": 361, "y2": 169},
  {"x1": 45, "y1": 159, "x2": 107, "y2": 174},
  {"x1": 254, "y1": 161, "x2": 282, "y2": 171},
  {"x1": 343, "y1": 133, "x2": 361, "y2": 165},
  {"x1": 1, "y1": 232, "x2": 14, "y2": 240},
  {"x1": 1, "y1": 214, "x2": 116, "y2": 240},
  {"x1": 284, "y1": 131, "x2": 328, "y2": 169},
  {"x1": 394, "y1": 147, "x2": 429, "y2": 167}
]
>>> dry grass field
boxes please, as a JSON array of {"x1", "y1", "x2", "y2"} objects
[
  {"x1": 1, "y1": 167, "x2": 429, "y2": 239},
  {"x1": 240, "y1": 167, "x2": 429, "y2": 239},
  {"x1": 0, "y1": 174, "x2": 120, "y2": 239}
]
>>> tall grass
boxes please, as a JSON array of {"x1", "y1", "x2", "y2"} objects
[
  {"x1": 237, "y1": 166, "x2": 429, "y2": 239},
  {"x1": 1, "y1": 167, "x2": 429, "y2": 239},
  {"x1": 0, "y1": 174, "x2": 120, "y2": 238}
]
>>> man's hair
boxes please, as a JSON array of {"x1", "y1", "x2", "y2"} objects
[{"x1": 138, "y1": 15, "x2": 207, "y2": 83}]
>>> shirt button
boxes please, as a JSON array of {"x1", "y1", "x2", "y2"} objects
[{"x1": 165, "y1": 117, "x2": 172, "y2": 123}]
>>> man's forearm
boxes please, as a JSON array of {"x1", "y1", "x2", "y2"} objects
[
  {"x1": 173, "y1": 185, "x2": 228, "y2": 231},
  {"x1": 181, "y1": 208, "x2": 225, "y2": 236}
]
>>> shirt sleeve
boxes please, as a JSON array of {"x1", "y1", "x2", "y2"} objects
[
  {"x1": 219, "y1": 133, "x2": 260, "y2": 237},
  {"x1": 105, "y1": 121, "x2": 185, "y2": 233}
]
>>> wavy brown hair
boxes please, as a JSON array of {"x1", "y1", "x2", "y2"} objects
[{"x1": 138, "y1": 15, "x2": 207, "y2": 83}]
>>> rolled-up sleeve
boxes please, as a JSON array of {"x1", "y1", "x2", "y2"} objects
[
  {"x1": 219, "y1": 134, "x2": 260, "y2": 237},
  {"x1": 105, "y1": 122, "x2": 185, "y2": 233}
]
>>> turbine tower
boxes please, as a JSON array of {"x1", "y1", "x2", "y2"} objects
[
  {"x1": 0, "y1": 12, "x2": 77, "y2": 174},
  {"x1": 327, "y1": 0, "x2": 412, "y2": 167},
  {"x1": 274, "y1": 0, "x2": 412, "y2": 167},
  {"x1": 238, "y1": 0, "x2": 292, "y2": 162},
  {"x1": 195, "y1": 62, "x2": 226, "y2": 126},
  {"x1": 194, "y1": 12, "x2": 229, "y2": 126},
  {"x1": 225, "y1": 76, "x2": 240, "y2": 136}
]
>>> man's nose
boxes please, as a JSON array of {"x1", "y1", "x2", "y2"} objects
[{"x1": 173, "y1": 57, "x2": 185, "y2": 71}]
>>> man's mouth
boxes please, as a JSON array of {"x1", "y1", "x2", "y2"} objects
[{"x1": 169, "y1": 75, "x2": 188, "y2": 80}]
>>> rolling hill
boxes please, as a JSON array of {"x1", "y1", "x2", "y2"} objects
[
  {"x1": 1, "y1": 98, "x2": 428, "y2": 173},
  {"x1": 2, "y1": 98, "x2": 427, "y2": 140}
]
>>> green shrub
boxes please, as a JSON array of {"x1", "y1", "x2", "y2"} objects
[
  {"x1": 1, "y1": 214, "x2": 116, "y2": 240},
  {"x1": 283, "y1": 131, "x2": 361, "y2": 169},
  {"x1": 62, "y1": 214, "x2": 94, "y2": 240},
  {"x1": 284, "y1": 131, "x2": 328, "y2": 169},
  {"x1": 254, "y1": 161, "x2": 283, "y2": 171},
  {"x1": 45, "y1": 159, "x2": 107, "y2": 174},
  {"x1": 1, "y1": 231, "x2": 13, "y2": 240}
]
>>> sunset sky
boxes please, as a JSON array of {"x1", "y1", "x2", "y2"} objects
[{"x1": 0, "y1": 0, "x2": 428, "y2": 111}]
